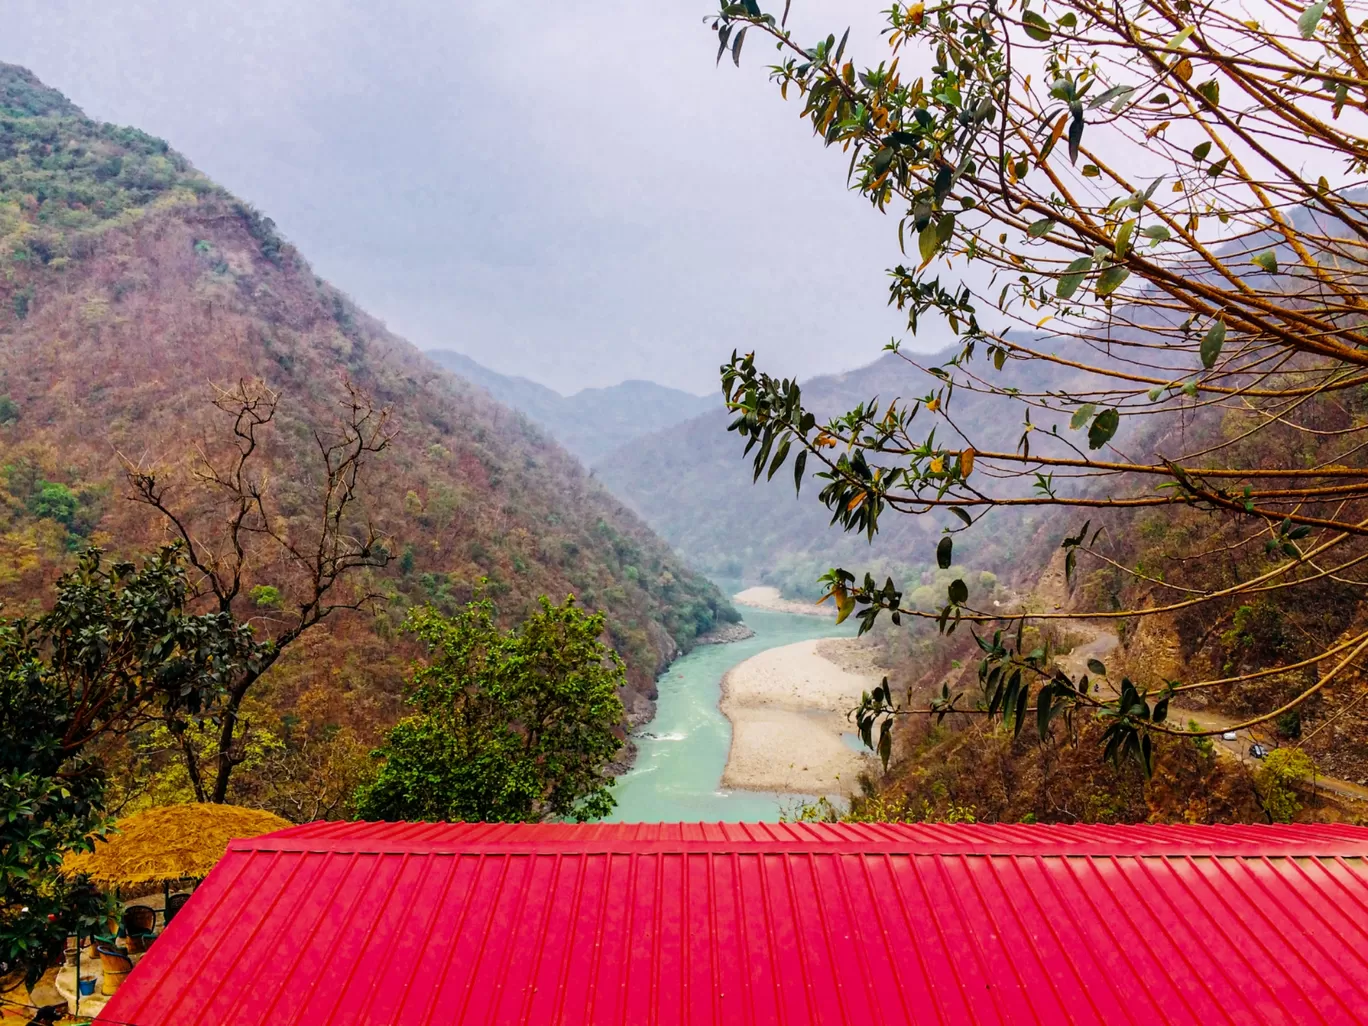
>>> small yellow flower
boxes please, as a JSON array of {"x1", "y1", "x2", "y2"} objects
[{"x1": 929, "y1": 455, "x2": 945, "y2": 474}]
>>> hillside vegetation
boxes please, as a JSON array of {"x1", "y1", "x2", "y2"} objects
[
  {"x1": 0, "y1": 63, "x2": 735, "y2": 814},
  {"x1": 596, "y1": 348, "x2": 1073, "y2": 598}
]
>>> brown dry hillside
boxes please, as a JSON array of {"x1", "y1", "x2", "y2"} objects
[{"x1": 0, "y1": 64, "x2": 735, "y2": 790}]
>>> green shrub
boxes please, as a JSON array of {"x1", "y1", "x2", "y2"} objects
[
  {"x1": 249, "y1": 584, "x2": 281, "y2": 608},
  {"x1": 355, "y1": 594, "x2": 624, "y2": 823},
  {"x1": 1254, "y1": 748, "x2": 1315, "y2": 823},
  {"x1": 27, "y1": 479, "x2": 76, "y2": 524}
]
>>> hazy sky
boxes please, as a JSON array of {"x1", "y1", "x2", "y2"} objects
[{"x1": 6, "y1": 1, "x2": 952, "y2": 394}]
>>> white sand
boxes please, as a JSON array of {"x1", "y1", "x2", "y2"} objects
[
  {"x1": 720, "y1": 637, "x2": 881, "y2": 794},
  {"x1": 732, "y1": 585, "x2": 834, "y2": 617}
]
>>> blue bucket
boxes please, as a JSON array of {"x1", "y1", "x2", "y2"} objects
[{"x1": 78, "y1": 975, "x2": 97, "y2": 996}]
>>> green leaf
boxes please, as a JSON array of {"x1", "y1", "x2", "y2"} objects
[
  {"x1": 1190, "y1": 141, "x2": 1211, "y2": 161},
  {"x1": 1069, "y1": 403, "x2": 1097, "y2": 431},
  {"x1": 1022, "y1": 11, "x2": 1053, "y2": 41},
  {"x1": 793, "y1": 449, "x2": 807, "y2": 497},
  {"x1": 1027, "y1": 218, "x2": 1056, "y2": 238},
  {"x1": 1164, "y1": 25, "x2": 1195, "y2": 50},
  {"x1": 1013, "y1": 683, "x2": 1029, "y2": 738},
  {"x1": 1057, "y1": 12, "x2": 1078, "y2": 29},
  {"x1": 936, "y1": 213, "x2": 957, "y2": 247},
  {"x1": 1037, "y1": 683, "x2": 1054, "y2": 738},
  {"x1": 949, "y1": 506, "x2": 973, "y2": 527},
  {"x1": 1087, "y1": 658, "x2": 1107, "y2": 676},
  {"x1": 1088, "y1": 84, "x2": 1132, "y2": 109},
  {"x1": 1113, "y1": 219, "x2": 1135, "y2": 257},
  {"x1": 937, "y1": 536, "x2": 953, "y2": 570},
  {"x1": 1067, "y1": 110, "x2": 1084, "y2": 164},
  {"x1": 1088, "y1": 408, "x2": 1120, "y2": 449},
  {"x1": 877, "y1": 720, "x2": 892, "y2": 770},
  {"x1": 948, "y1": 578, "x2": 969, "y2": 605},
  {"x1": 919, "y1": 225, "x2": 939, "y2": 263},
  {"x1": 1195, "y1": 80, "x2": 1220, "y2": 106},
  {"x1": 1207, "y1": 157, "x2": 1229, "y2": 178},
  {"x1": 1200, "y1": 318, "x2": 1226, "y2": 368},
  {"x1": 1252, "y1": 250, "x2": 1279, "y2": 274},
  {"x1": 1108, "y1": 87, "x2": 1137, "y2": 113},
  {"x1": 766, "y1": 437, "x2": 791, "y2": 480},
  {"x1": 1299, "y1": 0, "x2": 1328, "y2": 37},
  {"x1": 1095, "y1": 264, "x2": 1130, "y2": 297},
  {"x1": 731, "y1": 26, "x2": 748, "y2": 66},
  {"x1": 1140, "y1": 224, "x2": 1171, "y2": 244},
  {"x1": 1056, "y1": 257, "x2": 1092, "y2": 299}
]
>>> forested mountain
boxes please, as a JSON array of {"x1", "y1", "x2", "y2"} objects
[
  {"x1": 595, "y1": 347, "x2": 1075, "y2": 597},
  {"x1": 427, "y1": 349, "x2": 717, "y2": 464},
  {"x1": 0, "y1": 64, "x2": 735, "y2": 810}
]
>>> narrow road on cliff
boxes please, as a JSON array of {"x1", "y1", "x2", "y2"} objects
[{"x1": 1033, "y1": 557, "x2": 1368, "y2": 808}]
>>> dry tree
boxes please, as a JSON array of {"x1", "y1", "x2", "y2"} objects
[{"x1": 121, "y1": 379, "x2": 393, "y2": 801}]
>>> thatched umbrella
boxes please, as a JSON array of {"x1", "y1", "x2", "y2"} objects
[{"x1": 62, "y1": 804, "x2": 291, "y2": 887}]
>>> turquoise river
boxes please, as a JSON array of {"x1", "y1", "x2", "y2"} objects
[{"x1": 607, "y1": 607, "x2": 858, "y2": 823}]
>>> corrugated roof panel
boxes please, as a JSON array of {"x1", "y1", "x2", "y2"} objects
[
  {"x1": 255, "y1": 820, "x2": 1368, "y2": 855},
  {"x1": 99, "y1": 823, "x2": 1368, "y2": 1026}
]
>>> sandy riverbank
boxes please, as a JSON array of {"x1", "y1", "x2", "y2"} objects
[
  {"x1": 732, "y1": 585, "x2": 834, "y2": 617},
  {"x1": 720, "y1": 636, "x2": 882, "y2": 794}
]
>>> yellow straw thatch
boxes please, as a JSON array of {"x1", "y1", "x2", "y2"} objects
[{"x1": 61, "y1": 804, "x2": 291, "y2": 886}]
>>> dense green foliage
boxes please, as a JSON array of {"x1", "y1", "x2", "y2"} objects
[
  {"x1": 0, "y1": 64, "x2": 209, "y2": 257},
  {"x1": 356, "y1": 595, "x2": 624, "y2": 823},
  {"x1": 0, "y1": 548, "x2": 254, "y2": 981}
]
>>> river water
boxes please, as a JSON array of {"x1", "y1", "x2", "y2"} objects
[{"x1": 607, "y1": 607, "x2": 858, "y2": 823}]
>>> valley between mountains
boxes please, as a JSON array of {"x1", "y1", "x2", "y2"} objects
[{"x1": 4, "y1": 59, "x2": 1366, "y2": 828}]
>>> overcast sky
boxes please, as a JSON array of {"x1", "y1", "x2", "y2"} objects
[{"x1": 6, "y1": 1, "x2": 953, "y2": 394}]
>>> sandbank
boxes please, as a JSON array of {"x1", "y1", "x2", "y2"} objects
[
  {"x1": 720, "y1": 636, "x2": 882, "y2": 794},
  {"x1": 732, "y1": 585, "x2": 833, "y2": 617}
]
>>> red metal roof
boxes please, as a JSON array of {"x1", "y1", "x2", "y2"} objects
[{"x1": 100, "y1": 822, "x2": 1368, "y2": 1026}]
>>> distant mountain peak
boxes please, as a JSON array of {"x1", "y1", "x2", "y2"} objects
[{"x1": 426, "y1": 349, "x2": 718, "y2": 464}]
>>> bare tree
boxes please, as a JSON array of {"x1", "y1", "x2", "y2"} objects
[{"x1": 122, "y1": 379, "x2": 393, "y2": 801}]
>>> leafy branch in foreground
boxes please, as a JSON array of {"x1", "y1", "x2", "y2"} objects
[{"x1": 713, "y1": 0, "x2": 1368, "y2": 773}]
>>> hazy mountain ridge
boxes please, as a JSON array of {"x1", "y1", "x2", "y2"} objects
[
  {"x1": 594, "y1": 347, "x2": 1077, "y2": 598},
  {"x1": 427, "y1": 349, "x2": 718, "y2": 464},
  {"x1": 0, "y1": 63, "x2": 735, "y2": 752}
]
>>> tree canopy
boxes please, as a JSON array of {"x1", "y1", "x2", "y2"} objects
[
  {"x1": 714, "y1": 0, "x2": 1368, "y2": 772},
  {"x1": 355, "y1": 594, "x2": 625, "y2": 823},
  {"x1": 0, "y1": 547, "x2": 254, "y2": 981}
]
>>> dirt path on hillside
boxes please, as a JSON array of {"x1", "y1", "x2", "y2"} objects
[{"x1": 1033, "y1": 554, "x2": 1368, "y2": 808}]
